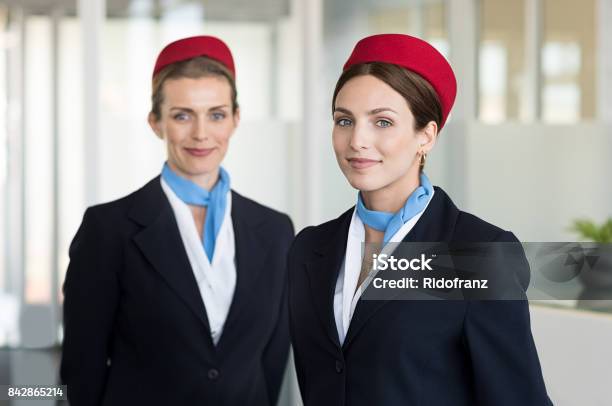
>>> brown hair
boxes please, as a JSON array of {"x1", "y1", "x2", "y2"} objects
[{"x1": 150, "y1": 56, "x2": 238, "y2": 121}]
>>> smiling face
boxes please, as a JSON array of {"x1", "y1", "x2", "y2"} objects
[
  {"x1": 332, "y1": 74, "x2": 434, "y2": 194},
  {"x1": 148, "y1": 75, "x2": 239, "y2": 188}
]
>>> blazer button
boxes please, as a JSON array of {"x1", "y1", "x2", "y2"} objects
[
  {"x1": 335, "y1": 360, "x2": 344, "y2": 373},
  {"x1": 207, "y1": 368, "x2": 220, "y2": 380}
]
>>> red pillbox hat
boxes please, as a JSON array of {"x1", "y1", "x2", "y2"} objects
[
  {"x1": 343, "y1": 34, "x2": 457, "y2": 129},
  {"x1": 152, "y1": 35, "x2": 235, "y2": 79}
]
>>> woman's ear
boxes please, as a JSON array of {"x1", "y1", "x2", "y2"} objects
[
  {"x1": 148, "y1": 112, "x2": 163, "y2": 139},
  {"x1": 419, "y1": 120, "x2": 438, "y2": 153}
]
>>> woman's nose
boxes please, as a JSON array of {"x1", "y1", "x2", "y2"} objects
[
  {"x1": 349, "y1": 123, "x2": 369, "y2": 150},
  {"x1": 192, "y1": 118, "x2": 208, "y2": 141}
]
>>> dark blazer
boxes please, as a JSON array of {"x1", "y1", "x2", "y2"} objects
[
  {"x1": 288, "y1": 186, "x2": 551, "y2": 406},
  {"x1": 60, "y1": 176, "x2": 294, "y2": 406}
]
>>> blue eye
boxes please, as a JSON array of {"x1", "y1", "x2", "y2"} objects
[
  {"x1": 336, "y1": 118, "x2": 352, "y2": 127},
  {"x1": 211, "y1": 112, "x2": 226, "y2": 121},
  {"x1": 376, "y1": 119, "x2": 392, "y2": 128},
  {"x1": 174, "y1": 113, "x2": 189, "y2": 121}
]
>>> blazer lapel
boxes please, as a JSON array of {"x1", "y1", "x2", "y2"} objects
[
  {"x1": 342, "y1": 186, "x2": 460, "y2": 350},
  {"x1": 305, "y1": 208, "x2": 354, "y2": 349},
  {"x1": 129, "y1": 176, "x2": 214, "y2": 346},
  {"x1": 216, "y1": 191, "x2": 269, "y2": 351}
]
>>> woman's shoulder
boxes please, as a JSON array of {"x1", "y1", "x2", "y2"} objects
[
  {"x1": 291, "y1": 207, "x2": 354, "y2": 256},
  {"x1": 68, "y1": 179, "x2": 160, "y2": 254},
  {"x1": 452, "y1": 209, "x2": 528, "y2": 290},
  {"x1": 454, "y1": 209, "x2": 518, "y2": 243},
  {"x1": 427, "y1": 186, "x2": 516, "y2": 243},
  {"x1": 85, "y1": 176, "x2": 161, "y2": 220},
  {"x1": 230, "y1": 190, "x2": 294, "y2": 235},
  {"x1": 73, "y1": 176, "x2": 169, "y2": 242}
]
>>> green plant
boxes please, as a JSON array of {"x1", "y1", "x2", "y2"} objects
[{"x1": 569, "y1": 218, "x2": 612, "y2": 243}]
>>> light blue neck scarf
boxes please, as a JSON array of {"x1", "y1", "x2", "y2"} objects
[
  {"x1": 162, "y1": 162, "x2": 230, "y2": 262},
  {"x1": 356, "y1": 172, "x2": 433, "y2": 243}
]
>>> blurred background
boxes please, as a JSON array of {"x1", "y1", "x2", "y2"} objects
[{"x1": 0, "y1": 0, "x2": 611, "y2": 404}]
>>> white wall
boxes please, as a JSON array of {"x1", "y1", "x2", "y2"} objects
[
  {"x1": 530, "y1": 304, "x2": 612, "y2": 405},
  {"x1": 458, "y1": 123, "x2": 612, "y2": 241}
]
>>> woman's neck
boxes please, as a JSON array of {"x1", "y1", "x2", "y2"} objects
[
  {"x1": 361, "y1": 168, "x2": 420, "y2": 213},
  {"x1": 168, "y1": 161, "x2": 219, "y2": 191}
]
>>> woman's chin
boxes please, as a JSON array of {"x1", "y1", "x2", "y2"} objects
[
  {"x1": 174, "y1": 161, "x2": 220, "y2": 178},
  {"x1": 346, "y1": 176, "x2": 386, "y2": 193}
]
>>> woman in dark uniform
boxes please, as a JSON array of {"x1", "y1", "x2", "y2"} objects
[
  {"x1": 60, "y1": 36, "x2": 294, "y2": 406},
  {"x1": 288, "y1": 34, "x2": 551, "y2": 406}
]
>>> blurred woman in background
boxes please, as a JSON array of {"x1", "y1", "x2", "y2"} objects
[{"x1": 61, "y1": 36, "x2": 294, "y2": 406}]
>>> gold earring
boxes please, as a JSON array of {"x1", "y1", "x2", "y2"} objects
[{"x1": 419, "y1": 150, "x2": 427, "y2": 168}]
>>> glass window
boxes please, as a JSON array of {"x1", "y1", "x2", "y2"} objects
[
  {"x1": 542, "y1": 0, "x2": 596, "y2": 123},
  {"x1": 423, "y1": 2, "x2": 448, "y2": 57},
  {"x1": 479, "y1": 0, "x2": 597, "y2": 123},
  {"x1": 478, "y1": 0, "x2": 526, "y2": 123},
  {"x1": 58, "y1": 16, "x2": 84, "y2": 301},
  {"x1": 0, "y1": 4, "x2": 7, "y2": 297},
  {"x1": 0, "y1": 3, "x2": 22, "y2": 348},
  {"x1": 0, "y1": 5, "x2": 81, "y2": 344},
  {"x1": 24, "y1": 16, "x2": 53, "y2": 305},
  {"x1": 368, "y1": 1, "x2": 448, "y2": 55}
]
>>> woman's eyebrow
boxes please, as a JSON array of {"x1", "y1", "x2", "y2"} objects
[
  {"x1": 368, "y1": 107, "x2": 397, "y2": 115},
  {"x1": 208, "y1": 104, "x2": 230, "y2": 111},
  {"x1": 333, "y1": 107, "x2": 398, "y2": 115},
  {"x1": 169, "y1": 106, "x2": 196, "y2": 114},
  {"x1": 333, "y1": 107, "x2": 353, "y2": 115},
  {"x1": 169, "y1": 105, "x2": 230, "y2": 112}
]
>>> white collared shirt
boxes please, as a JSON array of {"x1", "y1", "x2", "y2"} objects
[
  {"x1": 333, "y1": 189, "x2": 435, "y2": 345},
  {"x1": 160, "y1": 178, "x2": 237, "y2": 346}
]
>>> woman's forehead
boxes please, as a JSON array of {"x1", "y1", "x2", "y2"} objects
[
  {"x1": 162, "y1": 76, "x2": 233, "y2": 105},
  {"x1": 335, "y1": 75, "x2": 409, "y2": 114}
]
